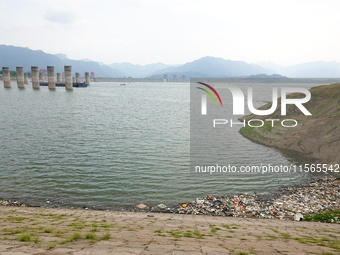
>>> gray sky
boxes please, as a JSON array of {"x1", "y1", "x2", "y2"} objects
[{"x1": 1, "y1": 0, "x2": 339, "y2": 66}]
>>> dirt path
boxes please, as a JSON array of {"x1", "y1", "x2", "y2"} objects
[{"x1": 0, "y1": 206, "x2": 339, "y2": 255}]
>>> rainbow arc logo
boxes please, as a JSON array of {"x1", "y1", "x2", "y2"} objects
[{"x1": 196, "y1": 82, "x2": 223, "y2": 115}]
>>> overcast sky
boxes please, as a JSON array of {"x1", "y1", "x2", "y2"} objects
[{"x1": 1, "y1": 0, "x2": 339, "y2": 66}]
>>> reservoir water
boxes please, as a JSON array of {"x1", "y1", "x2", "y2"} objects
[{"x1": 0, "y1": 81, "x2": 331, "y2": 209}]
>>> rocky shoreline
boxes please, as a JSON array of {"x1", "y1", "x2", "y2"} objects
[
  {"x1": 139, "y1": 177, "x2": 340, "y2": 221},
  {"x1": 2, "y1": 178, "x2": 339, "y2": 222}
]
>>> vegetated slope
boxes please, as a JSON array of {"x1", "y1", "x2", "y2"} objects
[{"x1": 240, "y1": 84, "x2": 340, "y2": 169}]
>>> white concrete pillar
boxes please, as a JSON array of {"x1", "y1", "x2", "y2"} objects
[
  {"x1": 85, "y1": 72, "x2": 90, "y2": 86},
  {"x1": 75, "y1": 72, "x2": 81, "y2": 83},
  {"x1": 16, "y1": 67, "x2": 25, "y2": 88},
  {"x1": 31, "y1": 66, "x2": 40, "y2": 89},
  {"x1": 24, "y1": 73, "x2": 29, "y2": 85},
  {"x1": 57, "y1": 73, "x2": 61, "y2": 83},
  {"x1": 47, "y1": 66, "x2": 56, "y2": 89},
  {"x1": 64, "y1": 65, "x2": 73, "y2": 90},
  {"x1": 2, "y1": 67, "x2": 11, "y2": 88}
]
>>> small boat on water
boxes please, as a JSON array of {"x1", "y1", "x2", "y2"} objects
[{"x1": 120, "y1": 83, "x2": 126, "y2": 86}]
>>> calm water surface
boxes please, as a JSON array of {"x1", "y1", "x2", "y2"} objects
[{"x1": 0, "y1": 81, "x2": 328, "y2": 209}]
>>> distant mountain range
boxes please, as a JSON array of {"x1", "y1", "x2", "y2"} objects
[
  {"x1": 1, "y1": 44, "x2": 340, "y2": 78},
  {"x1": 256, "y1": 61, "x2": 340, "y2": 78},
  {"x1": 109, "y1": 62, "x2": 174, "y2": 78},
  {"x1": 0, "y1": 45, "x2": 123, "y2": 77},
  {"x1": 148, "y1": 56, "x2": 273, "y2": 78}
]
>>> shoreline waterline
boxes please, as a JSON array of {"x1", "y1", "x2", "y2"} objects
[{"x1": 2, "y1": 177, "x2": 339, "y2": 221}]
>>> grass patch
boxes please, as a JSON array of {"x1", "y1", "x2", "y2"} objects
[
  {"x1": 3, "y1": 228, "x2": 26, "y2": 234},
  {"x1": 59, "y1": 239, "x2": 68, "y2": 244},
  {"x1": 167, "y1": 230, "x2": 182, "y2": 238},
  {"x1": 235, "y1": 251, "x2": 249, "y2": 255},
  {"x1": 321, "y1": 252, "x2": 336, "y2": 255},
  {"x1": 100, "y1": 232, "x2": 111, "y2": 240},
  {"x1": 17, "y1": 233, "x2": 32, "y2": 242},
  {"x1": 69, "y1": 232, "x2": 81, "y2": 242},
  {"x1": 295, "y1": 237, "x2": 309, "y2": 244},
  {"x1": 182, "y1": 230, "x2": 204, "y2": 239},
  {"x1": 100, "y1": 223, "x2": 112, "y2": 228},
  {"x1": 85, "y1": 233, "x2": 96, "y2": 240},
  {"x1": 183, "y1": 232, "x2": 193, "y2": 238},
  {"x1": 52, "y1": 214, "x2": 65, "y2": 221},
  {"x1": 266, "y1": 235, "x2": 278, "y2": 240},
  {"x1": 165, "y1": 229, "x2": 204, "y2": 239},
  {"x1": 192, "y1": 230, "x2": 205, "y2": 239},
  {"x1": 210, "y1": 227, "x2": 221, "y2": 233},
  {"x1": 53, "y1": 229, "x2": 68, "y2": 237},
  {"x1": 294, "y1": 235, "x2": 340, "y2": 250},
  {"x1": 7, "y1": 216, "x2": 27, "y2": 223},
  {"x1": 40, "y1": 213, "x2": 56, "y2": 217},
  {"x1": 269, "y1": 228, "x2": 291, "y2": 240},
  {"x1": 43, "y1": 228, "x2": 54, "y2": 233},
  {"x1": 304, "y1": 210, "x2": 340, "y2": 223},
  {"x1": 67, "y1": 222, "x2": 86, "y2": 229},
  {"x1": 48, "y1": 242, "x2": 57, "y2": 249}
]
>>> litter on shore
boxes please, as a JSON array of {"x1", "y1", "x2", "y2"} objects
[{"x1": 146, "y1": 178, "x2": 340, "y2": 221}]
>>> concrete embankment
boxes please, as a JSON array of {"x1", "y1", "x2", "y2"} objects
[
  {"x1": 239, "y1": 83, "x2": 340, "y2": 174},
  {"x1": 1, "y1": 205, "x2": 340, "y2": 254}
]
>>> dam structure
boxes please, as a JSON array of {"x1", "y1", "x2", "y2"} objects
[{"x1": 1, "y1": 66, "x2": 90, "y2": 89}]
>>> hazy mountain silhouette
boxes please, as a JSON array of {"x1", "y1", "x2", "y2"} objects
[
  {"x1": 0, "y1": 45, "x2": 123, "y2": 77},
  {"x1": 256, "y1": 61, "x2": 340, "y2": 78},
  {"x1": 2, "y1": 45, "x2": 340, "y2": 78},
  {"x1": 282, "y1": 61, "x2": 340, "y2": 78},
  {"x1": 109, "y1": 62, "x2": 174, "y2": 78},
  {"x1": 149, "y1": 56, "x2": 271, "y2": 78}
]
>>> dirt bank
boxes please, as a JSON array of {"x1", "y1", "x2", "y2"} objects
[{"x1": 240, "y1": 83, "x2": 340, "y2": 175}]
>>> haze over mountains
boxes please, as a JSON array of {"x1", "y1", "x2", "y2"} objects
[
  {"x1": 1, "y1": 45, "x2": 340, "y2": 78},
  {"x1": 0, "y1": 45, "x2": 123, "y2": 77}
]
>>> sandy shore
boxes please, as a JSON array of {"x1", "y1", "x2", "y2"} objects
[{"x1": 0, "y1": 206, "x2": 339, "y2": 255}]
